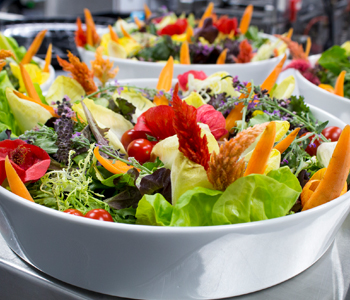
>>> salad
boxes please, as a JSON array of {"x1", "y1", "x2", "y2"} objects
[
  {"x1": 75, "y1": 4, "x2": 287, "y2": 65},
  {"x1": 1, "y1": 51, "x2": 349, "y2": 226},
  {"x1": 282, "y1": 35, "x2": 349, "y2": 99},
  {"x1": 0, "y1": 30, "x2": 52, "y2": 93}
]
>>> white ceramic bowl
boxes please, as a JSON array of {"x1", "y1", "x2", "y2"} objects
[
  {"x1": 0, "y1": 88, "x2": 349, "y2": 299},
  {"x1": 77, "y1": 34, "x2": 286, "y2": 85},
  {"x1": 32, "y1": 56, "x2": 55, "y2": 93},
  {"x1": 294, "y1": 54, "x2": 350, "y2": 124}
]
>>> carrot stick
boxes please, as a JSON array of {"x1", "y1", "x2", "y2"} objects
[
  {"x1": 134, "y1": 16, "x2": 144, "y2": 29},
  {"x1": 239, "y1": 4, "x2": 253, "y2": 35},
  {"x1": 94, "y1": 146, "x2": 133, "y2": 174},
  {"x1": 43, "y1": 43, "x2": 52, "y2": 73},
  {"x1": 216, "y1": 48, "x2": 228, "y2": 64},
  {"x1": 228, "y1": 29, "x2": 235, "y2": 39},
  {"x1": 225, "y1": 83, "x2": 252, "y2": 132},
  {"x1": 287, "y1": 28, "x2": 293, "y2": 39},
  {"x1": 21, "y1": 30, "x2": 47, "y2": 65},
  {"x1": 19, "y1": 63, "x2": 43, "y2": 103},
  {"x1": 13, "y1": 89, "x2": 58, "y2": 117},
  {"x1": 198, "y1": 2, "x2": 214, "y2": 28},
  {"x1": 302, "y1": 125, "x2": 350, "y2": 211},
  {"x1": 156, "y1": 56, "x2": 173, "y2": 92},
  {"x1": 186, "y1": 26, "x2": 193, "y2": 43},
  {"x1": 86, "y1": 22, "x2": 93, "y2": 46},
  {"x1": 108, "y1": 25, "x2": 119, "y2": 43},
  {"x1": 274, "y1": 128, "x2": 300, "y2": 154},
  {"x1": 319, "y1": 83, "x2": 335, "y2": 94},
  {"x1": 180, "y1": 41, "x2": 190, "y2": 64},
  {"x1": 334, "y1": 70, "x2": 346, "y2": 97},
  {"x1": 260, "y1": 54, "x2": 287, "y2": 93},
  {"x1": 5, "y1": 156, "x2": 34, "y2": 202},
  {"x1": 144, "y1": 3, "x2": 152, "y2": 20},
  {"x1": 153, "y1": 95, "x2": 169, "y2": 106},
  {"x1": 305, "y1": 37, "x2": 311, "y2": 57},
  {"x1": 84, "y1": 8, "x2": 97, "y2": 46},
  {"x1": 244, "y1": 121, "x2": 276, "y2": 176},
  {"x1": 120, "y1": 23, "x2": 135, "y2": 41}
]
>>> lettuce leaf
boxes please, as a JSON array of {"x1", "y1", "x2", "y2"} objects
[
  {"x1": 212, "y1": 167, "x2": 301, "y2": 225},
  {"x1": 318, "y1": 46, "x2": 350, "y2": 75}
]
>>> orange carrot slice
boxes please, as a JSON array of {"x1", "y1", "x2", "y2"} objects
[
  {"x1": 134, "y1": 16, "x2": 144, "y2": 29},
  {"x1": 244, "y1": 121, "x2": 276, "y2": 176},
  {"x1": 260, "y1": 54, "x2": 287, "y2": 93},
  {"x1": 13, "y1": 90, "x2": 58, "y2": 117},
  {"x1": 302, "y1": 125, "x2": 350, "y2": 211},
  {"x1": 305, "y1": 37, "x2": 311, "y2": 57},
  {"x1": 120, "y1": 23, "x2": 135, "y2": 41},
  {"x1": 239, "y1": 4, "x2": 253, "y2": 35},
  {"x1": 5, "y1": 156, "x2": 34, "y2": 202},
  {"x1": 274, "y1": 128, "x2": 300, "y2": 154},
  {"x1": 287, "y1": 28, "x2": 293, "y2": 39},
  {"x1": 144, "y1": 3, "x2": 152, "y2": 20},
  {"x1": 198, "y1": 2, "x2": 214, "y2": 28},
  {"x1": 21, "y1": 30, "x2": 47, "y2": 65},
  {"x1": 216, "y1": 48, "x2": 228, "y2": 64},
  {"x1": 334, "y1": 70, "x2": 346, "y2": 97},
  {"x1": 108, "y1": 25, "x2": 119, "y2": 43},
  {"x1": 43, "y1": 43, "x2": 52, "y2": 73},
  {"x1": 94, "y1": 147, "x2": 133, "y2": 174},
  {"x1": 180, "y1": 41, "x2": 190, "y2": 64},
  {"x1": 84, "y1": 8, "x2": 97, "y2": 46},
  {"x1": 319, "y1": 83, "x2": 335, "y2": 94},
  {"x1": 156, "y1": 56, "x2": 173, "y2": 92},
  {"x1": 19, "y1": 63, "x2": 43, "y2": 103},
  {"x1": 186, "y1": 26, "x2": 193, "y2": 43}
]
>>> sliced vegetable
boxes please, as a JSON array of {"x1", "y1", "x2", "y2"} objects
[
  {"x1": 43, "y1": 43, "x2": 52, "y2": 73},
  {"x1": 21, "y1": 29, "x2": 47, "y2": 65},
  {"x1": 334, "y1": 70, "x2": 346, "y2": 97},
  {"x1": 180, "y1": 41, "x2": 190, "y2": 64},
  {"x1": 93, "y1": 146, "x2": 133, "y2": 174},
  {"x1": 216, "y1": 48, "x2": 228, "y2": 64},
  {"x1": 239, "y1": 4, "x2": 253, "y2": 35},
  {"x1": 260, "y1": 54, "x2": 287, "y2": 93},
  {"x1": 274, "y1": 128, "x2": 300, "y2": 154}
]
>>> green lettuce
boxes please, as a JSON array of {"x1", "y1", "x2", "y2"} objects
[
  {"x1": 135, "y1": 167, "x2": 301, "y2": 227},
  {"x1": 318, "y1": 46, "x2": 350, "y2": 75}
]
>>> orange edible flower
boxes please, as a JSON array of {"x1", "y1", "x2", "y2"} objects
[
  {"x1": 0, "y1": 50, "x2": 14, "y2": 71},
  {"x1": 57, "y1": 51, "x2": 97, "y2": 94},
  {"x1": 91, "y1": 46, "x2": 119, "y2": 87},
  {"x1": 275, "y1": 34, "x2": 308, "y2": 61},
  {"x1": 233, "y1": 39, "x2": 253, "y2": 63}
]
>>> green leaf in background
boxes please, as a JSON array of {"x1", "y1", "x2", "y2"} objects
[
  {"x1": 318, "y1": 46, "x2": 350, "y2": 75},
  {"x1": 248, "y1": 113, "x2": 270, "y2": 127}
]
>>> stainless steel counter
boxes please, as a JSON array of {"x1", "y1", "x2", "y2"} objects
[{"x1": 1, "y1": 211, "x2": 350, "y2": 300}]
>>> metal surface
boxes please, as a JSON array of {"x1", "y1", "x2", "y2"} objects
[{"x1": 1, "y1": 211, "x2": 350, "y2": 300}]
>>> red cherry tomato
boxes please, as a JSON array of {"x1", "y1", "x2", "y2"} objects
[
  {"x1": 127, "y1": 138, "x2": 154, "y2": 164},
  {"x1": 121, "y1": 129, "x2": 148, "y2": 150},
  {"x1": 64, "y1": 209, "x2": 84, "y2": 217},
  {"x1": 300, "y1": 133, "x2": 321, "y2": 156},
  {"x1": 321, "y1": 126, "x2": 342, "y2": 142},
  {"x1": 85, "y1": 209, "x2": 114, "y2": 222}
]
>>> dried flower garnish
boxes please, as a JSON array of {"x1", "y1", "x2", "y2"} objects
[
  {"x1": 57, "y1": 51, "x2": 97, "y2": 94},
  {"x1": 0, "y1": 50, "x2": 14, "y2": 71},
  {"x1": 233, "y1": 39, "x2": 253, "y2": 63},
  {"x1": 91, "y1": 46, "x2": 119, "y2": 87},
  {"x1": 207, "y1": 123, "x2": 267, "y2": 190},
  {"x1": 172, "y1": 84, "x2": 210, "y2": 170},
  {"x1": 275, "y1": 35, "x2": 308, "y2": 61}
]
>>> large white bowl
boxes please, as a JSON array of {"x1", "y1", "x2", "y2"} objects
[
  {"x1": 0, "y1": 90, "x2": 348, "y2": 299},
  {"x1": 33, "y1": 56, "x2": 55, "y2": 93},
  {"x1": 295, "y1": 54, "x2": 350, "y2": 124},
  {"x1": 77, "y1": 34, "x2": 286, "y2": 85}
]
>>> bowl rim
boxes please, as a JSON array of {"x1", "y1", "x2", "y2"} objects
[
  {"x1": 0, "y1": 101, "x2": 348, "y2": 233},
  {"x1": 295, "y1": 54, "x2": 350, "y2": 103},
  {"x1": 77, "y1": 33, "x2": 286, "y2": 69}
]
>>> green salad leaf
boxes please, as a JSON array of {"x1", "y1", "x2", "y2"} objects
[{"x1": 318, "y1": 46, "x2": 350, "y2": 75}]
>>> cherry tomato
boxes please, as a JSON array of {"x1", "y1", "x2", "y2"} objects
[
  {"x1": 300, "y1": 133, "x2": 321, "y2": 156},
  {"x1": 63, "y1": 209, "x2": 84, "y2": 217},
  {"x1": 85, "y1": 209, "x2": 114, "y2": 222},
  {"x1": 321, "y1": 126, "x2": 342, "y2": 142},
  {"x1": 121, "y1": 129, "x2": 148, "y2": 150},
  {"x1": 127, "y1": 138, "x2": 154, "y2": 164}
]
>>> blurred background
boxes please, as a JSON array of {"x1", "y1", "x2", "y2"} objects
[{"x1": 0, "y1": 0, "x2": 348, "y2": 67}]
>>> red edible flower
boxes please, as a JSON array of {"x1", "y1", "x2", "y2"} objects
[
  {"x1": 158, "y1": 19, "x2": 188, "y2": 36},
  {"x1": 196, "y1": 105, "x2": 228, "y2": 140},
  {"x1": 177, "y1": 70, "x2": 207, "y2": 91},
  {"x1": 234, "y1": 39, "x2": 254, "y2": 63},
  {"x1": 75, "y1": 17, "x2": 87, "y2": 47},
  {"x1": 0, "y1": 140, "x2": 50, "y2": 185},
  {"x1": 134, "y1": 106, "x2": 176, "y2": 141},
  {"x1": 214, "y1": 15, "x2": 238, "y2": 35},
  {"x1": 284, "y1": 59, "x2": 320, "y2": 85},
  {"x1": 172, "y1": 84, "x2": 210, "y2": 170}
]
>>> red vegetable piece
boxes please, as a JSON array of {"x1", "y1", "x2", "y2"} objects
[
  {"x1": 214, "y1": 16, "x2": 238, "y2": 35},
  {"x1": 121, "y1": 129, "x2": 149, "y2": 150},
  {"x1": 64, "y1": 209, "x2": 84, "y2": 217},
  {"x1": 127, "y1": 138, "x2": 154, "y2": 164},
  {"x1": 177, "y1": 70, "x2": 207, "y2": 91},
  {"x1": 322, "y1": 126, "x2": 342, "y2": 142},
  {"x1": 158, "y1": 19, "x2": 188, "y2": 36},
  {"x1": 85, "y1": 209, "x2": 114, "y2": 222}
]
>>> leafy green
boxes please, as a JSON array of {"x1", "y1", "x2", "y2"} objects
[
  {"x1": 318, "y1": 46, "x2": 350, "y2": 75},
  {"x1": 244, "y1": 26, "x2": 268, "y2": 48},
  {"x1": 113, "y1": 97, "x2": 136, "y2": 122},
  {"x1": 136, "y1": 36, "x2": 178, "y2": 62},
  {"x1": 248, "y1": 113, "x2": 270, "y2": 127}
]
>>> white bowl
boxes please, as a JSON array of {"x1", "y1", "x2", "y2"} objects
[
  {"x1": 77, "y1": 34, "x2": 286, "y2": 85},
  {"x1": 0, "y1": 97, "x2": 348, "y2": 299},
  {"x1": 33, "y1": 56, "x2": 55, "y2": 93},
  {"x1": 295, "y1": 54, "x2": 350, "y2": 124}
]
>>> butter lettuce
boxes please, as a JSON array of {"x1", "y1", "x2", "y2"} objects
[
  {"x1": 271, "y1": 75, "x2": 295, "y2": 99},
  {"x1": 45, "y1": 76, "x2": 85, "y2": 104}
]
